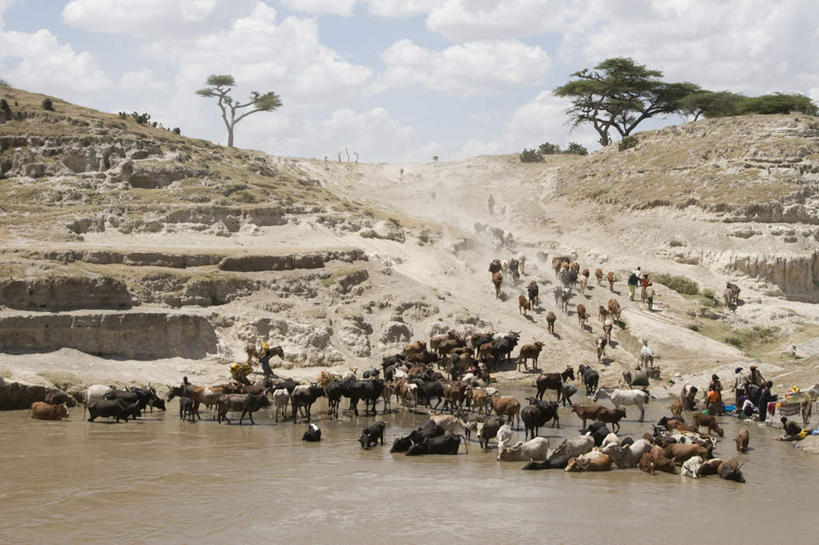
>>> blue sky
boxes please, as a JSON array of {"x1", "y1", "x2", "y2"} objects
[{"x1": 2, "y1": 0, "x2": 818, "y2": 162}]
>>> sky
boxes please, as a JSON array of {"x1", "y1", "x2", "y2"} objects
[{"x1": 1, "y1": 0, "x2": 818, "y2": 162}]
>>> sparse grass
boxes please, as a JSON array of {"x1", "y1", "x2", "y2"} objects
[
  {"x1": 654, "y1": 273, "x2": 699, "y2": 295},
  {"x1": 39, "y1": 371, "x2": 81, "y2": 389},
  {"x1": 321, "y1": 265, "x2": 366, "y2": 287}
]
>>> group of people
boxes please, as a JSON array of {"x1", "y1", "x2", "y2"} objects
[
  {"x1": 733, "y1": 365, "x2": 773, "y2": 420},
  {"x1": 628, "y1": 267, "x2": 655, "y2": 309}
]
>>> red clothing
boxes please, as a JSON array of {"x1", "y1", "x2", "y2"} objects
[{"x1": 640, "y1": 277, "x2": 651, "y2": 289}]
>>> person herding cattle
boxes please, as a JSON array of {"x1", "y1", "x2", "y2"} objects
[{"x1": 628, "y1": 268, "x2": 640, "y2": 301}]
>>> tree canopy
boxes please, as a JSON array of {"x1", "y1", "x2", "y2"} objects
[
  {"x1": 554, "y1": 57, "x2": 699, "y2": 146},
  {"x1": 196, "y1": 74, "x2": 282, "y2": 148}
]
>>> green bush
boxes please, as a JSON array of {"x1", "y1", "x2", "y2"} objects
[
  {"x1": 0, "y1": 78, "x2": 9, "y2": 88},
  {"x1": 538, "y1": 142, "x2": 561, "y2": 155},
  {"x1": 564, "y1": 141, "x2": 588, "y2": 156},
  {"x1": 41, "y1": 98, "x2": 54, "y2": 111},
  {"x1": 519, "y1": 148, "x2": 543, "y2": 163},
  {"x1": 653, "y1": 273, "x2": 699, "y2": 295},
  {"x1": 741, "y1": 93, "x2": 817, "y2": 116},
  {"x1": 619, "y1": 135, "x2": 638, "y2": 151}
]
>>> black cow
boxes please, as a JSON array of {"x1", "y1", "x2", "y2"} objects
[
  {"x1": 586, "y1": 420, "x2": 610, "y2": 446},
  {"x1": 291, "y1": 385, "x2": 325, "y2": 422},
  {"x1": 270, "y1": 378, "x2": 301, "y2": 395},
  {"x1": 86, "y1": 399, "x2": 141, "y2": 423},
  {"x1": 491, "y1": 332, "x2": 520, "y2": 369},
  {"x1": 527, "y1": 281, "x2": 539, "y2": 307},
  {"x1": 413, "y1": 380, "x2": 444, "y2": 410},
  {"x1": 217, "y1": 393, "x2": 270, "y2": 425},
  {"x1": 405, "y1": 434, "x2": 466, "y2": 456},
  {"x1": 521, "y1": 398, "x2": 559, "y2": 439},
  {"x1": 522, "y1": 452, "x2": 571, "y2": 470},
  {"x1": 179, "y1": 397, "x2": 195, "y2": 422},
  {"x1": 362, "y1": 369, "x2": 380, "y2": 379},
  {"x1": 391, "y1": 421, "x2": 444, "y2": 452},
  {"x1": 302, "y1": 423, "x2": 321, "y2": 442},
  {"x1": 345, "y1": 379, "x2": 385, "y2": 416},
  {"x1": 382, "y1": 354, "x2": 406, "y2": 369},
  {"x1": 359, "y1": 421, "x2": 386, "y2": 450},
  {"x1": 578, "y1": 364, "x2": 599, "y2": 396},
  {"x1": 325, "y1": 379, "x2": 347, "y2": 418},
  {"x1": 44, "y1": 389, "x2": 74, "y2": 407}
]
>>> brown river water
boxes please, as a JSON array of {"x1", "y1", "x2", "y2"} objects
[{"x1": 1, "y1": 388, "x2": 818, "y2": 545}]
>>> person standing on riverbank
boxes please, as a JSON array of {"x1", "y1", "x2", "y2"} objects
[
  {"x1": 734, "y1": 367, "x2": 745, "y2": 407},
  {"x1": 759, "y1": 381, "x2": 774, "y2": 422}
]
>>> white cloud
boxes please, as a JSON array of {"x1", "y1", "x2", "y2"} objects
[
  {"x1": 456, "y1": 91, "x2": 597, "y2": 159},
  {"x1": 374, "y1": 39, "x2": 550, "y2": 95},
  {"x1": 0, "y1": 28, "x2": 111, "y2": 95},
  {"x1": 146, "y1": 3, "x2": 372, "y2": 104},
  {"x1": 280, "y1": 0, "x2": 358, "y2": 16},
  {"x1": 120, "y1": 69, "x2": 167, "y2": 91},
  {"x1": 62, "y1": 0, "x2": 257, "y2": 39},
  {"x1": 367, "y1": 0, "x2": 437, "y2": 17},
  {"x1": 425, "y1": 0, "x2": 563, "y2": 42}
]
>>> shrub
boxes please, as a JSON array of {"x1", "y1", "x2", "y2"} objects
[
  {"x1": 618, "y1": 135, "x2": 638, "y2": 151},
  {"x1": 0, "y1": 78, "x2": 9, "y2": 88},
  {"x1": 741, "y1": 93, "x2": 817, "y2": 116},
  {"x1": 653, "y1": 273, "x2": 699, "y2": 295},
  {"x1": 41, "y1": 98, "x2": 54, "y2": 111},
  {"x1": 538, "y1": 142, "x2": 561, "y2": 155},
  {"x1": 564, "y1": 141, "x2": 588, "y2": 156},
  {"x1": 0, "y1": 99, "x2": 10, "y2": 115},
  {"x1": 519, "y1": 148, "x2": 543, "y2": 163},
  {"x1": 724, "y1": 336, "x2": 743, "y2": 349}
]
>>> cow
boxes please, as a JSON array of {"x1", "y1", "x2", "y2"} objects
[
  {"x1": 522, "y1": 452, "x2": 571, "y2": 470},
  {"x1": 551, "y1": 434, "x2": 594, "y2": 458},
  {"x1": 345, "y1": 379, "x2": 384, "y2": 416},
  {"x1": 44, "y1": 389, "x2": 73, "y2": 407},
  {"x1": 560, "y1": 288, "x2": 571, "y2": 313},
  {"x1": 489, "y1": 259, "x2": 502, "y2": 274},
  {"x1": 596, "y1": 336, "x2": 607, "y2": 362},
  {"x1": 681, "y1": 455, "x2": 704, "y2": 479},
  {"x1": 217, "y1": 393, "x2": 270, "y2": 425},
  {"x1": 476, "y1": 416, "x2": 504, "y2": 449},
  {"x1": 594, "y1": 387, "x2": 649, "y2": 422},
  {"x1": 601, "y1": 439, "x2": 651, "y2": 469},
  {"x1": 595, "y1": 268, "x2": 604, "y2": 286},
  {"x1": 664, "y1": 443, "x2": 712, "y2": 464},
  {"x1": 437, "y1": 338, "x2": 467, "y2": 357},
  {"x1": 492, "y1": 271, "x2": 503, "y2": 299},
  {"x1": 527, "y1": 281, "x2": 539, "y2": 308},
  {"x1": 302, "y1": 423, "x2": 321, "y2": 442},
  {"x1": 517, "y1": 342, "x2": 543, "y2": 371},
  {"x1": 391, "y1": 421, "x2": 445, "y2": 453},
  {"x1": 640, "y1": 445, "x2": 676, "y2": 475},
  {"x1": 521, "y1": 398, "x2": 559, "y2": 438},
  {"x1": 430, "y1": 332, "x2": 457, "y2": 351},
  {"x1": 597, "y1": 407, "x2": 627, "y2": 433},
  {"x1": 441, "y1": 382, "x2": 469, "y2": 412},
  {"x1": 692, "y1": 412, "x2": 724, "y2": 437},
  {"x1": 469, "y1": 387, "x2": 492, "y2": 414},
  {"x1": 405, "y1": 435, "x2": 467, "y2": 455},
  {"x1": 570, "y1": 404, "x2": 606, "y2": 431},
  {"x1": 490, "y1": 395, "x2": 520, "y2": 427},
  {"x1": 535, "y1": 367, "x2": 575, "y2": 401},
  {"x1": 607, "y1": 272, "x2": 615, "y2": 291},
  {"x1": 291, "y1": 384, "x2": 325, "y2": 421},
  {"x1": 497, "y1": 437, "x2": 549, "y2": 462},
  {"x1": 413, "y1": 380, "x2": 444, "y2": 410},
  {"x1": 598, "y1": 305, "x2": 609, "y2": 323},
  {"x1": 585, "y1": 420, "x2": 611, "y2": 447},
  {"x1": 359, "y1": 421, "x2": 386, "y2": 450},
  {"x1": 565, "y1": 450, "x2": 613, "y2": 472},
  {"x1": 178, "y1": 397, "x2": 195, "y2": 422},
  {"x1": 271, "y1": 388, "x2": 290, "y2": 421},
  {"x1": 607, "y1": 298, "x2": 621, "y2": 321},
  {"x1": 518, "y1": 294, "x2": 531, "y2": 316},
  {"x1": 491, "y1": 332, "x2": 520, "y2": 369},
  {"x1": 86, "y1": 399, "x2": 140, "y2": 423},
  {"x1": 718, "y1": 458, "x2": 745, "y2": 482},
  {"x1": 470, "y1": 333, "x2": 494, "y2": 356},
  {"x1": 735, "y1": 428, "x2": 749, "y2": 452},
  {"x1": 576, "y1": 304, "x2": 588, "y2": 329},
  {"x1": 546, "y1": 312, "x2": 557, "y2": 335},
  {"x1": 29, "y1": 401, "x2": 69, "y2": 421},
  {"x1": 429, "y1": 414, "x2": 467, "y2": 436},
  {"x1": 669, "y1": 399, "x2": 683, "y2": 418},
  {"x1": 403, "y1": 340, "x2": 426, "y2": 355},
  {"x1": 640, "y1": 339, "x2": 655, "y2": 368},
  {"x1": 578, "y1": 365, "x2": 599, "y2": 396}
]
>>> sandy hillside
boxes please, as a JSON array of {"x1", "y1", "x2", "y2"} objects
[{"x1": 1, "y1": 87, "x2": 818, "y2": 398}]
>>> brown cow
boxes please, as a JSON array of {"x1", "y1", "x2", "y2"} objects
[
  {"x1": 569, "y1": 261, "x2": 580, "y2": 273},
  {"x1": 581, "y1": 268, "x2": 590, "y2": 279},
  {"x1": 518, "y1": 294, "x2": 531, "y2": 315},
  {"x1": 692, "y1": 412, "x2": 724, "y2": 437},
  {"x1": 665, "y1": 419, "x2": 700, "y2": 434},
  {"x1": 565, "y1": 451, "x2": 612, "y2": 472},
  {"x1": 29, "y1": 401, "x2": 69, "y2": 420},
  {"x1": 607, "y1": 298, "x2": 621, "y2": 321},
  {"x1": 735, "y1": 427, "x2": 749, "y2": 452},
  {"x1": 595, "y1": 268, "x2": 604, "y2": 285},
  {"x1": 669, "y1": 399, "x2": 683, "y2": 418},
  {"x1": 517, "y1": 342, "x2": 543, "y2": 371},
  {"x1": 491, "y1": 395, "x2": 521, "y2": 426},
  {"x1": 664, "y1": 443, "x2": 712, "y2": 464},
  {"x1": 597, "y1": 407, "x2": 627, "y2": 432},
  {"x1": 442, "y1": 381, "x2": 468, "y2": 412},
  {"x1": 403, "y1": 340, "x2": 426, "y2": 355},
  {"x1": 492, "y1": 271, "x2": 503, "y2": 299},
  {"x1": 607, "y1": 271, "x2": 615, "y2": 291},
  {"x1": 640, "y1": 445, "x2": 676, "y2": 474},
  {"x1": 478, "y1": 342, "x2": 495, "y2": 364},
  {"x1": 470, "y1": 387, "x2": 491, "y2": 414},
  {"x1": 576, "y1": 303, "x2": 588, "y2": 329},
  {"x1": 437, "y1": 338, "x2": 466, "y2": 356},
  {"x1": 430, "y1": 332, "x2": 457, "y2": 351},
  {"x1": 598, "y1": 305, "x2": 609, "y2": 323},
  {"x1": 546, "y1": 312, "x2": 556, "y2": 335},
  {"x1": 570, "y1": 404, "x2": 605, "y2": 430},
  {"x1": 603, "y1": 319, "x2": 613, "y2": 342}
]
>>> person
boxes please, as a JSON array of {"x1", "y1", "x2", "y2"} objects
[
  {"x1": 259, "y1": 341, "x2": 272, "y2": 378},
  {"x1": 646, "y1": 283, "x2": 655, "y2": 311},
  {"x1": 627, "y1": 268, "x2": 640, "y2": 301},
  {"x1": 683, "y1": 385, "x2": 698, "y2": 411},
  {"x1": 781, "y1": 416, "x2": 802, "y2": 438},
  {"x1": 639, "y1": 274, "x2": 651, "y2": 303},
  {"x1": 748, "y1": 365, "x2": 765, "y2": 388},
  {"x1": 706, "y1": 374, "x2": 724, "y2": 415},
  {"x1": 758, "y1": 381, "x2": 774, "y2": 422},
  {"x1": 740, "y1": 398, "x2": 755, "y2": 419},
  {"x1": 487, "y1": 194, "x2": 495, "y2": 214},
  {"x1": 733, "y1": 367, "x2": 745, "y2": 407}
]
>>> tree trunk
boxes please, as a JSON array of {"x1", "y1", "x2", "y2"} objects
[{"x1": 227, "y1": 125, "x2": 234, "y2": 148}]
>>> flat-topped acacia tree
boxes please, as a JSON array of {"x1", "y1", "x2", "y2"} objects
[{"x1": 196, "y1": 74, "x2": 282, "y2": 148}]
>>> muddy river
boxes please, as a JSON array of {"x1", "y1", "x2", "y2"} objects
[{"x1": 1, "y1": 389, "x2": 817, "y2": 544}]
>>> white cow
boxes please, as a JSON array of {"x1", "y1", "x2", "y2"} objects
[
  {"x1": 601, "y1": 439, "x2": 651, "y2": 469},
  {"x1": 498, "y1": 437, "x2": 549, "y2": 461},
  {"x1": 640, "y1": 339, "x2": 655, "y2": 368},
  {"x1": 496, "y1": 424, "x2": 516, "y2": 451},
  {"x1": 552, "y1": 434, "x2": 594, "y2": 458},
  {"x1": 594, "y1": 387, "x2": 650, "y2": 422},
  {"x1": 681, "y1": 456, "x2": 704, "y2": 479},
  {"x1": 272, "y1": 389, "x2": 290, "y2": 422}
]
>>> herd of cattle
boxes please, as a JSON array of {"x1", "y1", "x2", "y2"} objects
[{"x1": 26, "y1": 358, "x2": 748, "y2": 484}]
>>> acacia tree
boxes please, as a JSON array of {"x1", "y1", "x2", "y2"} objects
[
  {"x1": 554, "y1": 57, "x2": 699, "y2": 146},
  {"x1": 196, "y1": 74, "x2": 282, "y2": 148}
]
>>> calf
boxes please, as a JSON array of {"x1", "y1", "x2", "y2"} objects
[
  {"x1": 576, "y1": 304, "x2": 588, "y2": 328},
  {"x1": 596, "y1": 336, "x2": 607, "y2": 362},
  {"x1": 518, "y1": 294, "x2": 531, "y2": 315},
  {"x1": 29, "y1": 401, "x2": 69, "y2": 421},
  {"x1": 735, "y1": 428, "x2": 749, "y2": 452},
  {"x1": 359, "y1": 421, "x2": 386, "y2": 450},
  {"x1": 517, "y1": 342, "x2": 543, "y2": 371},
  {"x1": 302, "y1": 423, "x2": 321, "y2": 442},
  {"x1": 669, "y1": 399, "x2": 683, "y2": 418},
  {"x1": 692, "y1": 412, "x2": 724, "y2": 437},
  {"x1": 405, "y1": 435, "x2": 466, "y2": 455},
  {"x1": 497, "y1": 437, "x2": 549, "y2": 462},
  {"x1": 492, "y1": 271, "x2": 503, "y2": 299},
  {"x1": 598, "y1": 305, "x2": 609, "y2": 323},
  {"x1": 595, "y1": 268, "x2": 604, "y2": 285},
  {"x1": 272, "y1": 388, "x2": 290, "y2": 421},
  {"x1": 578, "y1": 365, "x2": 599, "y2": 396},
  {"x1": 607, "y1": 272, "x2": 615, "y2": 291},
  {"x1": 640, "y1": 445, "x2": 676, "y2": 475},
  {"x1": 546, "y1": 312, "x2": 557, "y2": 335}
]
